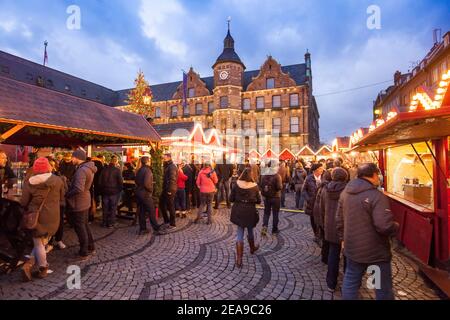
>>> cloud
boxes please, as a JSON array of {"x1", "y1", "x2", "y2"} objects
[
  {"x1": 139, "y1": 0, "x2": 188, "y2": 60},
  {"x1": 0, "y1": 17, "x2": 17, "y2": 33}
]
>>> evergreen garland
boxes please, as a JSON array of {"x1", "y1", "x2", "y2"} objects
[{"x1": 151, "y1": 145, "x2": 164, "y2": 205}]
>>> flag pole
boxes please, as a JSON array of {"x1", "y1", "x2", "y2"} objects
[{"x1": 43, "y1": 40, "x2": 48, "y2": 66}]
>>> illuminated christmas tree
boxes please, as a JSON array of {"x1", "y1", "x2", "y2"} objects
[{"x1": 127, "y1": 70, "x2": 153, "y2": 116}]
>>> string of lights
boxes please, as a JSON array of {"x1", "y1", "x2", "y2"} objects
[{"x1": 315, "y1": 79, "x2": 393, "y2": 97}]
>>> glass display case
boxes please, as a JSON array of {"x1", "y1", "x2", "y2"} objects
[{"x1": 386, "y1": 142, "x2": 434, "y2": 210}]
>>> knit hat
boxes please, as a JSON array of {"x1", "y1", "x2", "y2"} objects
[
  {"x1": 311, "y1": 163, "x2": 323, "y2": 172},
  {"x1": 332, "y1": 167, "x2": 348, "y2": 182},
  {"x1": 72, "y1": 148, "x2": 86, "y2": 161},
  {"x1": 33, "y1": 157, "x2": 52, "y2": 174}
]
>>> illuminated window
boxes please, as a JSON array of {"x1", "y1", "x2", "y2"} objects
[
  {"x1": 243, "y1": 98, "x2": 251, "y2": 110},
  {"x1": 220, "y1": 96, "x2": 228, "y2": 108},
  {"x1": 290, "y1": 94, "x2": 299, "y2": 107},
  {"x1": 386, "y1": 142, "x2": 434, "y2": 209},
  {"x1": 272, "y1": 95, "x2": 281, "y2": 108},
  {"x1": 155, "y1": 107, "x2": 161, "y2": 118},
  {"x1": 183, "y1": 104, "x2": 189, "y2": 116},
  {"x1": 195, "y1": 103, "x2": 203, "y2": 115},
  {"x1": 256, "y1": 96, "x2": 264, "y2": 110},
  {"x1": 171, "y1": 106, "x2": 178, "y2": 117},
  {"x1": 290, "y1": 117, "x2": 299, "y2": 133},
  {"x1": 243, "y1": 119, "x2": 251, "y2": 130},
  {"x1": 256, "y1": 119, "x2": 264, "y2": 132},
  {"x1": 208, "y1": 102, "x2": 214, "y2": 113},
  {"x1": 272, "y1": 118, "x2": 281, "y2": 133}
]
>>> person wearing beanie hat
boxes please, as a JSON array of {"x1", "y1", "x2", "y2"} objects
[
  {"x1": 66, "y1": 149, "x2": 97, "y2": 261},
  {"x1": 20, "y1": 157, "x2": 65, "y2": 281},
  {"x1": 320, "y1": 167, "x2": 349, "y2": 292}
]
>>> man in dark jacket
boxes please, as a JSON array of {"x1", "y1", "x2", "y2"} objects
[
  {"x1": 135, "y1": 156, "x2": 163, "y2": 235},
  {"x1": 0, "y1": 151, "x2": 17, "y2": 188},
  {"x1": 92, "y1": 155, "x2": 105, "y2": 210},
  {"x1": 214, "y1": 154, "x2": 233, "y2": 209},
  {"x1": 189, "y1": 157, "x2": 200, "y2": 209},
  {"x1": 337, "y1": 163, "x2": 399, "y2": 300},
  {"x1": 159, "y1": 153, "x2": 178, "y2": 230},
  {"x1": 65, "y1": 148, "x2": 97, "y2": 261},
  {"x1": 320, "y1": 167, "x2": 348, "y2": 292},
  {"x1": 302, "y1": 163, "x2": 324, "y2": 241},
  {"x1": 182, "y1": 160, "x2": 194, "y2": 211},
  {"x1": 98, "y1": 156, "x2": 123, "y2": 228},
  {"x1": 119, "y1": 162, "x2": 136, "y2": 213},
  {"x1": 260, "y1": 160, "x2": 283, "y2": 236},
  {"x1": 58, "y1": 154, "x2": 76, "y2": 182}
]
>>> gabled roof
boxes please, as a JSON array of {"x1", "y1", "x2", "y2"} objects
[
  {"x1": 152, "y1": 122, "x2": 196, "y2": 138},
  {"x1": 0, "y1": 75, "x2": 160, "y2": 146}
]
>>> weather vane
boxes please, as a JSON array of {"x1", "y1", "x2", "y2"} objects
[{"x1": 227, "y1": 16, "x2": 231, "y2": 31}]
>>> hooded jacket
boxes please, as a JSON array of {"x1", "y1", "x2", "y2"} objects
[
  {"x1": 230, "y1": 180, "x2": 261, "y2": 228},
  {"x1": 196, "y1": 167, "x2": 218, "y2": 193},
  {"x1": 66, "y1": 161, "x2": 97, "y2": 212},
  {"x1": 321, "y1": 180, "x2": 347, "y2": 244},
  {"x1": 336, "y1": 178, "x2": 399, "y2": 264},
  {"x1": 20, "y1": 173, "x2": 65, "y2": 237}
]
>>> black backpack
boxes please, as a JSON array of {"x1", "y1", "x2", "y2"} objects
[{"x1": 261, "y1": 174, "x2": 277, "y2": 198}]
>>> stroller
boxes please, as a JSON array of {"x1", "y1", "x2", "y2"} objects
[{"x1": 0, "y1": 198, "x2": 32, "y2": 274}]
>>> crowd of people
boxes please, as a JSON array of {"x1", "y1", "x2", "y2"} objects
[{"x1": 1, "y1": 148, "x2": 399, "y2": 300}]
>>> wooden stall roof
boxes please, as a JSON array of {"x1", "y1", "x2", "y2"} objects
[
  {"x1": 354, "y1": 106, "x2": 450, "y2": 152},
  {"x1": 0, "y1": 76, "x2": 160, "y2": 146}
]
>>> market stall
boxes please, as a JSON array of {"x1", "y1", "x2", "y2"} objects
[
  {"x1": 353, "y1": 70, "x2": 450, "y2": 267},
  {"x1": 0, "y1": 75, "x2": 161, "y2": 269}
]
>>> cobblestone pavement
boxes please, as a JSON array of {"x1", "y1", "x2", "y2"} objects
[{"x1": 0, "y1": 193, "x2": 443, "y2": 300}]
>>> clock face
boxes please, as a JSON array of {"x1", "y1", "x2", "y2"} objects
[{"x1": 219, "y1": 70, "x2": 229, "y2": 80}]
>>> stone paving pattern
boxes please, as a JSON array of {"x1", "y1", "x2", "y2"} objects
[{"x1": 0, "y1": 193, "x2": 443, "y2": 300}]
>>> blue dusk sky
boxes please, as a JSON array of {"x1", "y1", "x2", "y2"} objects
[{"x1": 0, "y1": 0, "x2": 449, "y2": 143}]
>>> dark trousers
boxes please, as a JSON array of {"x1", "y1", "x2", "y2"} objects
[
  {"x1": 54, "y1": 205, "x2": 65, "y2": 242},
  {"x1": 136, "y1": 192, "x2": 160, "y2": 231},
  {"x1": 185, "y1": 189, "x2": 192, "y2": 211},
  {"x1": 159, "y1": 192, "x2": 176, "y2": 226},
  {"x1": 263, "y1": 197, "x2": 281, "y2": 232},
  {"x1": 295, "y1": 190, "x2": 305, "y2": 209},
  {"x1": 175, "y1": 189, "x2": 186, "y2": 211},
  {"x1": 280, "y1": 187, "x2": 286, "y2": 207},
  {"x1": 310, "y1": 214, "x2": 318, "y2": 238},
  {"x1": 119, "y1": 188, "x2": 134, "y2": 211},
  {"x1": 102, "y1": 193, "x2": 120, "y2": 226},
  {"x1": 214, "y1": 179, "x2": 230, "y2": 207},
  {"x1": 342, "y1": 258, "x2": 394, "y2": 300},
  {"x1": 327, "y1": 242, "x2": 342, "y2": 290},
  {"x1": 192, "y1": 187, "x2": 200, "y2": 208},
  {"x1": 71, "y1": 209, "x2": 95, "y2": 256},
  {"x1": 196, "y1": 192, "x2": 214, "y2": 223}
]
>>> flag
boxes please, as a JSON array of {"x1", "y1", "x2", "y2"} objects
[
  {"x1": 182, "y1": 71, "x2": 188, "y2": 113},
  {"x1": 43, "y1": 41, "x2": 48, "y2": 66}
]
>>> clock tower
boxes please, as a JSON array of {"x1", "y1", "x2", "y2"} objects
[{"x1": 212, "y1": 20, "x2": 245, "y2": 139}]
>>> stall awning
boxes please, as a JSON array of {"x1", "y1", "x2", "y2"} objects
[
  {"x1": 0, "y1": 76, "x2": 160, "y2": 147},
  {"x1": 354, "y1": 107, "x2": 450, "y2": 152}
]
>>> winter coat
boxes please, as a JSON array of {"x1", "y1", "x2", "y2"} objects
[
  {"x1": 0, "y1": 165, "x2": 17, "y2": 187},
  {"x1": 162, "y1": 160, "x2": 178, "y2": 195},
  {"x1": 98, "y1": 163, "x2": 123, "y2": 195},
  {"x1": 336, "y1": 178, "x2": 399, "y2": 264},
  {"x1": 182, "y1": 164, "x2": 195, "y2": 192},
  {"x1": 65, "y1": 161, "x2": 97, "y2": 212},
  {"x1": 292, "y1": 168, "x2": 307, "y2": 192},
  {"x1": 93, "y1": 160, "x2": 104, "y2": 195},
  {"x1": 122, "y1": 169, "x2": 136, "y2": 191},
  {"x1": 215, "y1": 163, "x2": 233, "y2": 182},
  {"x1": 230, "y1": 180, "x2": 261, "y2": 228},
  {"x1": 20, "y1": 173, "x2": 65, "y2": 238},
  {"x1": 321, "y1": 180, "x2": 347, "y2": 244},
  {"x1": 260, "y1": 173, "x2": 283, "y2": 198},
  {"x1": 312, "y1": 180, "x2": 330, "y2": 230},
  {"x1": 196, "y1": 167, "x2": 218, "y2": 193},
  {"x1": 58, "y1": 160, "x2": 76, "y2": 182},
  {"x1": 135, "y1": 165, "x2": 153, "y2": 199},
  {"x1": 250, "y1": 164, "x2": 261, "y2": 184},
  {"x1": 177, "y1": 168, "x2": 188, "y2": 189},
  {"x1": 302, "y1": 174, "x2": 321, "y2": 216}
]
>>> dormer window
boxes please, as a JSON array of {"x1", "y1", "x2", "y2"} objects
[
  {"x1": 46, "y1": 79, "x2": 54, "y2": 88},
  {"x1": 65, "y1": 84, "x2": 71, "y2": 92}
]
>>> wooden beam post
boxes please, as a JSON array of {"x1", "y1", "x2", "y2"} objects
[{"x1": 1, "y1": 124, "x2": 26, "y2": 141}]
